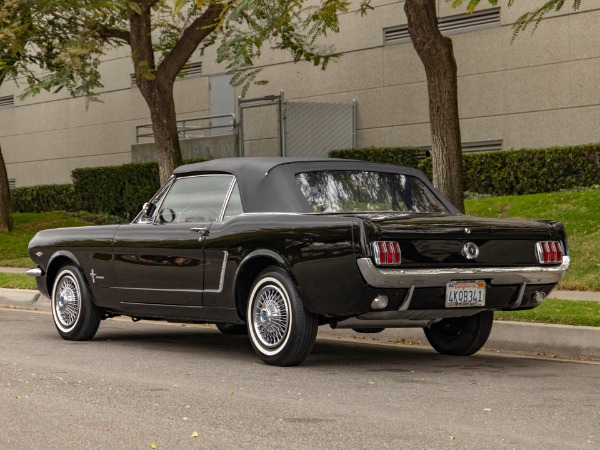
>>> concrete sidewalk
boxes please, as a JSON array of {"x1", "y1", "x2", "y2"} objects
[
  {"x1": 1, "y1": 287, "x2": 598, "y2": 359},
  {"x1": 0, "y1": 267, "x2": 28, "y2": 274}
]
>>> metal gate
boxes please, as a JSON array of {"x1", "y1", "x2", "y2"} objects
[
  {"x1": 238, "y1": 93, "x2": 284, "y2": 157},
  {"x1": 238, "y1": 91, "x2": 356, "y2": 158}
]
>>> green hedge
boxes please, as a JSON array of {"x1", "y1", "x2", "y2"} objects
[
  {"x1": 329, "y1": 147, "x2": 421, "y2": 167},
  {"x1": 72, "y1": 161, "x2": 161, "y2": 219},
  {"x1": 418, "y1": 144, "x2": 600, "y2": 195},
  {"x1": 331, "y1": 144, "x2": 600, "y2": 195},
  {"x1": 11, "y1": 184, "x2": 77, "y2": 213},
  {"x1": 11, "y1": 159, "x2": 207, "y2": 219}
]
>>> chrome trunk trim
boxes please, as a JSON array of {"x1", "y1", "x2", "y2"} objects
[{"x1": 357, "y1": 256, "x2": 570, "y2": 288}]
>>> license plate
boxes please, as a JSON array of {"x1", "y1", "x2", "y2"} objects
[{"x1": 445, "y1": 280, "x2": 486, "y2": 308}]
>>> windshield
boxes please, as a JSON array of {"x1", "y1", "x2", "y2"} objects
[{"x1": 295, "y1": 170, "x2": 448, "y2": 213}]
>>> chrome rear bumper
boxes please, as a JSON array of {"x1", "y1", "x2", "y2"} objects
[{"x1": 357, "y1": 256, "x2": 570, "y2": 289}]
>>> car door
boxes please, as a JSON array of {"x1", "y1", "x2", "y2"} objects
[{"x1": 112, "y1": 174, "x2": 236, "y2": 312}]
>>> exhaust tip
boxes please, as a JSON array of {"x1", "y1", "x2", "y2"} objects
[
  {"x1": 371, "y1": 295, "x2": 388, "y2": 310},
  {"x1": 532, "y1": 290, "x2": 547, "y2": 305}
]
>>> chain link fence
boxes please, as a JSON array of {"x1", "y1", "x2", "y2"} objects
[
  {"x1": 285, "y1": 101, "x2": 355, "y2": 157},
  {"x1": 238, "y1": 91, "x2": 355, "y2": 158}
]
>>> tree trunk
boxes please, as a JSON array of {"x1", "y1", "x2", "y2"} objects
[
  {"x1": 126, "y1": 3, "x2": 223, "y2": 186},
  {"x1": 145, "y1": 82, "x2": 183, "y2": 185},
  {"x1": 0, "y1": 144, "x2": 14, "y2": 232},
  {"x1": 405, "y1": 0, "x2": 465, "y2": 212},
  {"x1": 129, "y1": 4, "x2": 183, "y2": 185}
]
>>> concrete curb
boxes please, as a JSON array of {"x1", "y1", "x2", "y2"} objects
[
  {"x1": 1, "y1": 288, "x2": 599, "y2": 358},
  {"x1": 0, "y1": 288, "x2": 45, "y2": 310},
  {"x1": 318, "y1": 323, "x2": 600, "y2": 359}
]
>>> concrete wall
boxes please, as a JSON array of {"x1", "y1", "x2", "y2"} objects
[
  {"x1": 132, "y1": 134, "x2": 238, "y2": 163},
  {"x1": 1, "y1": 0, "x2": 600, "y2": 186}
]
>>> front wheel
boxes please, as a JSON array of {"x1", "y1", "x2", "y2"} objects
[
  {"x1": 247, "y1": 267, "x2": 318, "y2": 366},
  {"x1": 424, "y1": 311, "x2": 494, "y2": 356},
  {"x1": 51, "y1": 265, "x2": 101, "y2": 340}
]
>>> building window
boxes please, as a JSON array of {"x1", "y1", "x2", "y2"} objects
[{"x1": 384, "y1": 7, "x2": 501, "y2": 45}]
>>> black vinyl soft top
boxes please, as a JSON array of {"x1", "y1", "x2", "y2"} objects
[{"x1": 172, "y1": 157, "x2": 457, "y2": 214}]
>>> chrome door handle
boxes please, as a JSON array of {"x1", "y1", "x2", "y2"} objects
[{"x1": 190, "y1": 227, "x2": 210, "y2": 237}]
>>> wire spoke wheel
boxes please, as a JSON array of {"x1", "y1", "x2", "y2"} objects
[
  {"x1": 54, "y1": 274, "x2": 81, "y2": 329},
  {"x1": 247, "y1": 267, "x2": 318, "y2": 366},
  {"x1": 252, "y1": 284, "x2": 290, "y2": 348},
  {"x1": 51, "y1": 265, "x2": 101, "y2": 341}
]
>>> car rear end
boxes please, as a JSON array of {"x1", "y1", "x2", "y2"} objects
[{"x1": 353, "y1": 214, "x2": 569, "y2": 321}]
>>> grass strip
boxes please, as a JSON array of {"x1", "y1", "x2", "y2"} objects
[
  {"x1": 496, "y1": 299, "x2": 600, "y2": 327},
  {"x1": 465, "y1": 188, "x2": 600, "y2": 291},
  {"x1": 0, "y1": 273, "x2": 37, "y2": 290}
]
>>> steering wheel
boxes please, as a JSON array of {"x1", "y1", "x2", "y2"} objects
[{"x1": 158, "y1": 208, "x2": 176, "y2": 223}]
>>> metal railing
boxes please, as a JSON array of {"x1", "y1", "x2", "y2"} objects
[{"x1": 136, "y1": 113, "x2": 237, "y2": 143}]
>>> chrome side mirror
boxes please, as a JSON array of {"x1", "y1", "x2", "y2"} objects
[{"x1": 142, "y1": 202, "x2": 156, "y2": 221}]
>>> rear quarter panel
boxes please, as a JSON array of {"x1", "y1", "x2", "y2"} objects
[{"x1": 203, "y1": 214, "x2": 368, "y2": 316}]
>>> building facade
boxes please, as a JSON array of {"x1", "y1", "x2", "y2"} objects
[{"x1": 1, "y1": 0, "x2": 599, "y2": 187}]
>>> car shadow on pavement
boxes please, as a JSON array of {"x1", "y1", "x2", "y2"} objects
[{"x1": 81, "y1": 318, "x2": 576, "y2": 372}]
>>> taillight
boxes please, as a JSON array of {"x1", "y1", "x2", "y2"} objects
[
  {"x1": 535, "y1": 241, "x2": 564, "y2": 264},
  {"x1": 372, "y1": 241, "x2": 401, "y2": 265}
]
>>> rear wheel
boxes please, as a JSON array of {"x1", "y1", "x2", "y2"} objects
[
  {"x1": 247, "y1": 267, "x2": 318, "y2": 366},
  {"x1": 424, "y1": 311, "x2": 494, "y2": 356},
  {"x1": 51, "y1": 265, "x2": 101, "y2": 340},
  {"x1": 352, "y1": 328, "x2": 385, "y2": 334},
  {"x1": 216, "y1": 323, "x2": 248, "y2": 335}
]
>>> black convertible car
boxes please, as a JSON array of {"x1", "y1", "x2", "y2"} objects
[{"x1": 27, "y1": 158, "x2": 569, "y2": 366}]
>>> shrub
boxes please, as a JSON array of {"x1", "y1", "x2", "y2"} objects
[
  {"x1": 329, "y1": 146, "x2": 422, "y2": 167},
  {"x1": 418, "y1": 144, "x2": 600, "y2": 195},
  {"x1": 72, "y1": 161, "x2": 160, "y2": 219},
  {"x1": 11, "y1": 184, "x2": 77, "y2": 213}
]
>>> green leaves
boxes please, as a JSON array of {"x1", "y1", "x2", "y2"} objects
[
  {"x1": 447, "y1": 0, "x2": 581, "y2": 40},
  {"x1": 217, "y1": 0, "x2": 348, "y2": 95},
  {"x1": 510, "y1": 0, "x2": 581, "y2": 41}
]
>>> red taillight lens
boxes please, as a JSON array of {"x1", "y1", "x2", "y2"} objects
[
  {"x1": 536, "y1": 241, "x2": 564, "y2": 264},
  {"x1": 372, "y1": 241, "x2": 401, "y2": 265}
]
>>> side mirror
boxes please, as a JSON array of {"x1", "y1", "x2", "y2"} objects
[{"x1": 142, "y1": 202, "x2": 156, "y2": 220}]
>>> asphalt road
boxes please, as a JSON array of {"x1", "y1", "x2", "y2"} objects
[{"x1": 1, "y1": 309, "x2": 598, "y2": 449}]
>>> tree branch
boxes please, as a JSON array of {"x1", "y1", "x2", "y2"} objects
[
  {"x1": 157, "y1": 2, "x2": 225, "y2": 83},
  {"x1": 133, "y1": 0, "x2": 161, "y2": 8},
  {"x1": 96, "y1": 26, "x2": 131, "y2": 44}
]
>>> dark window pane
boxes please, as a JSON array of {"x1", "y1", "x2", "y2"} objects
[{"x1": 295, "y1": 171, "x2": 447, "y2": 213}]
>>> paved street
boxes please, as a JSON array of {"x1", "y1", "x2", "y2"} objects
[{"x1": 1, "y1": 308, "x2": 598, "y2": 449}]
